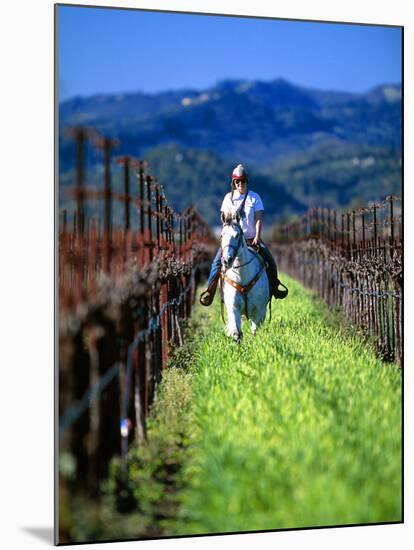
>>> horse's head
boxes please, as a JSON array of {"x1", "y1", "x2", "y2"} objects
[{"x1": 220, "y1": 212, "x2": 244, "y2": 270}]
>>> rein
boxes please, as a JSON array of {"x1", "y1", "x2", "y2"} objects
[{"x1": 232, "y1": 254, "x2": 256, "y2": 269}]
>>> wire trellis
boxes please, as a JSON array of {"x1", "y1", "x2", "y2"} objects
[{"x1": 271, "y1": 196, "x2": 402, "y2": 364}]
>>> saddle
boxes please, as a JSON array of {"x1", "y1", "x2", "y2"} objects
[{"x1": 246, "y1": 242, "x2": 288, "y2": 300}]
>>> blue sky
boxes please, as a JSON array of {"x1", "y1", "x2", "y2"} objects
[{"x1": 58, "y1": 5, "x2": 402, "y2": 101}]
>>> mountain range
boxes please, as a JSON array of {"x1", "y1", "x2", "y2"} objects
[{"x1": 59, "y1": 78, "x2": 402, "y2": 225}]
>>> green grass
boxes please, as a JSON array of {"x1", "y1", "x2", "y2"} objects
[{"x1": 171, "y1": 274, "x2": 402, "y2": 535}]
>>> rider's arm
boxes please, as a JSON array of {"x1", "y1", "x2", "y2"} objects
[{"x1": 253, "y1": 210, "x2": 263, "y2": 245}]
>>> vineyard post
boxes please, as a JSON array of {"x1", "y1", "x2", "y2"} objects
[
  {"x1": 352, "y1": 210, "x2": 357, "y2": 323},
  {"x1": 133, "y1": 344, "x2": 146, "y2": 445},
  {"x1": 373, "y1": 204, "x2": 380, "y2": 346},
  {"x1": 373, "y1": 204, "x2": 378, "y2": 257},
  {"x1": 346, "y1": 212, "x2": 351, "y2": 258},
  {"x1": 361, "y1": 210, "x2": 366, "y2": 330},
  {"x1": 152, "y1": 286, "x2": 162, "y2": 386},
  {"x1": 362, "y1": 210, "x2": 366, "y2": 250},
  {"x1": 99, "y1": 136, "x2": 117, "y2": 273},
  {"x1": 390, "y1": 196, "x2": 395, "y2": 253},
  {"x1": 89, "y1": 218, "x2": 98, "y2": 298},
  {"x1": 333, "y1": 209, "x2": 339, "y2": 303},
  {"x1": 304, "y1": 213, "x2": 308, "y2": 281},
  {"x1": 320, "y1": 208, "x2": 325, "y2": 298},
  {"x1": 146, "y1": 175, "x2": 153, "y2": 262},
  {"x1": 345, "y1": 212, "x2": 351, "y2": 316},
  {"x1": 70, "y1": 128, "x2": 87, "y2": 302},
  {"x1": 327, "y1": 209, "x2": 332, "y2": 304},
  {"x1": 138, "y1": 161, "x2": 145, "y2": 265},
  {"x1": 388, "y1": 197, "x2": 396, "y2": 358},
  {"x1": 184, "y1": 214, "x2": 189, "y2": 259},
  {"x1": 72, "y1": 212, "x2": 77, "y2": 240},
  {"x1": 165, "y1": 206, "x2": 171, "y2": 249},
  {"x1": 119, "y1": 358, "x2": 128, "y2": 479},
  {"x1": 165, "y1": 205, "x2": 171, "y2": 249},
  {"x1": 62, "y1": 209, "x2": 67, "y2": 234},
  {"x1": 179, "y1": 216, "x2": 183, "y2": 257},
  {"x1": 116, "y1": 156, "x2": 131, "y2": 262},
  {"x1": 320, "y1": 208, "x2": 325, "y2": 241},
  {"x1": 170, "y1": 210, "x2": 175, "y2": 253},
  {"x1": 398, "y1": 209, "x2": 402, "y2": 243},
  {"x1": 352, "y1": 210, "x2": 356, "y2": 260},
  {"x1": 123, "y1": 157, "x2": 131, "y2": 231},
  {"x1": 155, "y1": 184, "x2": 160, "y2": 252},
  {"x1": 165, "y1": 207, "x2": 169, "y2": 249},
  {"x1": 327, "y1": 209, "x2": 331, "y2": 242},
  {"x1": 60, "y1": 210, "x2": 67, "y2": 304},
  {"x1": 74, "y1": 128, "x2": 86, "y2": 236},
  {"x1": 159, "y1": 189, "x2": 164, "y2": 249}
]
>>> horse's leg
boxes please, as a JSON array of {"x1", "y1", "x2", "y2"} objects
[
  {"x1": 250, "y1": 309, "x2": 267, "y2": 335},
  {"x1": 223, "y1": 285, "x2": 243, "y2": 342},
  {"x1": 233, "y1": 306, "x2": 243, "y2": 343},
  {"x1": 234, "y1": 306, "x2": 243, "y2": 343},
  {"x1": 226, "y1": 304, "x2": 242, "y2": 343},
  {"x1": 249, "y1": 287, "x2": 269, "y2": 336}
]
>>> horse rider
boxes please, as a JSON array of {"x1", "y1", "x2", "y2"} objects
[{"x1": 200, "y1": 164, "x2": 287, "y2": 306}]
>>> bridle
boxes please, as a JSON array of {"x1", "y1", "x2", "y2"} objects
[
  {"x1": 221, "y1": 222, "x2": 257, "y2": 270},
  {"x1": 220, "y1": 222, "x2": 244, "y2": 266}
]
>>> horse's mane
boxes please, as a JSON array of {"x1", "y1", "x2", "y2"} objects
[{"x1": 221, "y1": 211, "x2": 240, "y2": 226}]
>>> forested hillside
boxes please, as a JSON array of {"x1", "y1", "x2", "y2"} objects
[{"x1": 59, "y1": 78, "x2": 402, "y2": 225}]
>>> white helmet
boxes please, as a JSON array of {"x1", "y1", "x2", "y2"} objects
[{"x1": 231, "y1": 164, "x2": 248, "y2": 181}]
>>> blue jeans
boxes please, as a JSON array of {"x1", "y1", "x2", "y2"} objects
[{"x1": 207, "y1": 248, "x2": 223, "y2": 286}]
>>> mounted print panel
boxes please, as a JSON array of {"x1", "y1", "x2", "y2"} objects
[{"x1": 56, "y1": 3, "x2": 403, "y2": 545}]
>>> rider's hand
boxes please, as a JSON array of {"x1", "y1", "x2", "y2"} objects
[{"x1": 252, "y1": 236, "x2": 260, "y2": 248}]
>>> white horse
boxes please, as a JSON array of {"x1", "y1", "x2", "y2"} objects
[{"x1": 220, "y1": 213, "x2": 270, "y2": 343}]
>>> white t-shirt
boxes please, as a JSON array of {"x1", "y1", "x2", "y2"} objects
[{"x1": 221, "y1": 190, "x2": 264, "y2": 239}]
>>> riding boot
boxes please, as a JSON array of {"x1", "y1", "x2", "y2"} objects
[
  {"x1": 257, "y1": 244, "x2": 288, "y2": 299},
  {"x1": 199, "y1": 271, "x2": 220, "y2": 306}
]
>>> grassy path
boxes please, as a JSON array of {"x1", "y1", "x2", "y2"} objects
[{"x1": 170, "y1": 274, "x2": 402, "y2": 535}]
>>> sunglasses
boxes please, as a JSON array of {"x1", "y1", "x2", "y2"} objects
[{"x1": 233, "y1": 178, "x2": 247, "y2": 185}]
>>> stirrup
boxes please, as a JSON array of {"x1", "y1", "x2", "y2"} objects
[
  {"x1": 274, "y1": 279, "x2": 288, "y2": 299},
  {"x1": 200, "y1": 272, "x2": 220, "y2": 306},
  {"x1": 200, "y1": 289, "x2": 214, "y2": 306}
]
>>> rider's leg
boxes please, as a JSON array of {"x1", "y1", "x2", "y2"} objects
[
  {"x1": 200, "y1": 248, "x2": 222, "y2": 306},
  {"x1": 257, "y1": 242, "x2": 279, "y2": 296},
  {"x1": 207, "y1": 248, "x2": 222, "y2": 286}
]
